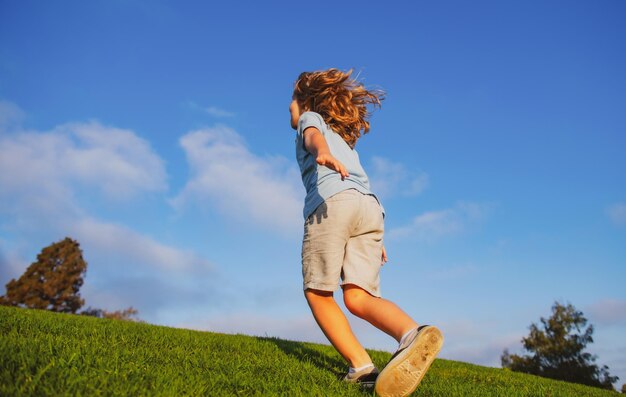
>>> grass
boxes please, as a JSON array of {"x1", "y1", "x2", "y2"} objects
[{"x1": 0, "y1": 305, "x2": 620, "y2": 396}]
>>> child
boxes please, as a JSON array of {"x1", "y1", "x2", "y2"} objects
[{"x1": 289, "y1": 68, "x2": 443, "y2": 397}]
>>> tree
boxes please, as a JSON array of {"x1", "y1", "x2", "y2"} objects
[
  {"x1": 0, "y1": 237, "x2": 87, "y2": 313},
  {"x1": 81, "y1": 306, "x2": 141, "y2": 322},
  {"x1": 502, "y1": 301, "x2": 618, "y2": 390}
]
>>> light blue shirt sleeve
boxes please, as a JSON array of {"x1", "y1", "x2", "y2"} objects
[{"x1": 297, "y1": 112, "x2": 325, "y2": 135}]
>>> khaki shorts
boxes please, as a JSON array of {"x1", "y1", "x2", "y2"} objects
[{"x1": 302, "y1": 189, "x2": 384, "y2": 297}]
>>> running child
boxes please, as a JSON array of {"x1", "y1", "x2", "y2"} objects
[{"x1": 289, "y1": 68, "x2": 443, "y2": 397}]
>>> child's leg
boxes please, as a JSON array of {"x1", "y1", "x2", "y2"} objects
[
  {"x1": 343, "y1": 284, "x2": 418, "y2": 342},
  {"x1": 304, "y1": 288, "x2": 373, "y2": 368}
]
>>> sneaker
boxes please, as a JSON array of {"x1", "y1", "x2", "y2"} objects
[
  {"x1": 375, "y1": 325, "x2": 443, "y2": 397},
  {"x1": 344, "y1": 365, "x2": 379, "y2": 389}
]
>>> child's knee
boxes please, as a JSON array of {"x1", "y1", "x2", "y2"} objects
[{"x1": 343, "y1": 285, "x2": 368, "y2": 316}]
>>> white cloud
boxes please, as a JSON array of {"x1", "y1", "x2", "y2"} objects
[
  {"x1": 0, "y1": 103, "x2": 213, "y2": 310},
  {"x1": 186, "y1": 102, "x2": 235, "y2": 118},
  {"x1": 54, "y1": 121, "x2": 167, "y2": 199},
  {"x1": 607, "y1": 202, "x2": 626, "y2": 226},
  {"x1": 171, "y1": 126, "x2": 303, "y2": 234},
  {"x1": 587, "y1": 299, "x2": 626, "y2": 326},
  {"x1": 389, "y1": 202, "x2": 491, "y2": 241},
  {"x1": 445, "y1": 334, "x2": 522, "y2": 368},
  {"x1": 1, "y1": 220, "x2": 216, "y2": 321},
  {"x1": 368, "y1": 156, "x2": 429, "y2": 198},
  {"x1": 437, "y1": 319, "x2": 522, "y2": 367},
  {"x1": 69, "y1": 217, "x2": 211, "y2": 271},
  {"x1": 205, "y1": 106, "x2": 235, "y2": 118},
  {"x1": 0, "y1": 100, "x2": 25, "y2": 129},
  {"x1": 0, "y1": 120, "x2": 167, "y2": 208},
  {"x1": 80, "y1": 269, "x2": 219, "y2": 320},
  {"x1": 0, "y1": 120, "x2": 204, "y2": 267}
]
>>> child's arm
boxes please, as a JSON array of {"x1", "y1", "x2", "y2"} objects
[{"x1": 303, "y1": 127, "x2": 350, "y2": 180}]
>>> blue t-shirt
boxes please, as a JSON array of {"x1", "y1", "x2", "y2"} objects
[{"x1": 295, "y1": 111, "x2": 383, "y2": 219}]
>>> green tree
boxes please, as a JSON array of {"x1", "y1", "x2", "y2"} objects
[
  {"x1": 0, "y1": 237, "x2": 87, "y2": 313},
  {"x1": 502, "y1": 301, "x2": 618, "y2": 390}
]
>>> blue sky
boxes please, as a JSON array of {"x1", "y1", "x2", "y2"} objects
[{"x1": 1, "y1": 0, "x2": 625, "y2": 387}]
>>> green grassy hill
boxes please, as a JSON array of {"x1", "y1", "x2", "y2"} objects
[{"x1": 0, "y1": 306, "x2": 619, "y2": 396}]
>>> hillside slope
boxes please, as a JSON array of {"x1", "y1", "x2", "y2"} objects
[{"x1": 0, "y1": 306, "x2": 618, "y2": 396}]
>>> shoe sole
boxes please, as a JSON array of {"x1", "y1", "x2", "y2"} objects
[{"x1": 375, "y1": 326, "x2": 443, "y2": 397}]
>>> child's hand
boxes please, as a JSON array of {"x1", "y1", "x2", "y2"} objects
[
  {"x1": 316, "y1": 153, "x2": 350, "y2": 180},
  {"x1": 303, "y1": 127, "x2": 350, "y2": 180},
  {"x1": 381, "y1": 245, "x2": 388, "y2": 265}
]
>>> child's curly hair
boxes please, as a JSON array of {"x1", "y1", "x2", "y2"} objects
[{"x1": 293, "y1": 68, "x2": 385, "y2": 148}]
